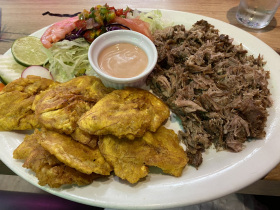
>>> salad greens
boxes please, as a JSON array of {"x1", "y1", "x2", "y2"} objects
[
  {"x1": 127, "y1": 9, "x2": 174, "y2": 33},
  {"x1": 42, "y1": 38, "x2": 98, "y2": 83}
]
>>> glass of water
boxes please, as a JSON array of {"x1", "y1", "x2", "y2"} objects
[{"x1": 236, "y1": 0, "x2": 280, "y2": 29}]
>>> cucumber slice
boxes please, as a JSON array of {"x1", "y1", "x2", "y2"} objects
[
  {"x1": 0, "y1": 76, "x2": 7, "y2": 85},
  {"x1": 0, "y1": 54, "x2": 25, "y2": 84}
]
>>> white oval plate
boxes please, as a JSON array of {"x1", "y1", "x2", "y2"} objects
[{"x1": 1, "y1": 9, "x2": 280, "y2": 210}]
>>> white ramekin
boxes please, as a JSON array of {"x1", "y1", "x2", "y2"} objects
[{"x1": 88, "y1": 30, "x2": 158, "y2": 89}]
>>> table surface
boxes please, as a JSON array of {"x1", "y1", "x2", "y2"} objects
[{"x1": 0, "y1": 0, "x2": 280, "y2": 195}]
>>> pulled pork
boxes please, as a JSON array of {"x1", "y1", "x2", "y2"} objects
[{"x1": 147, "y1": 20, "x2": 272, "y2": 168}]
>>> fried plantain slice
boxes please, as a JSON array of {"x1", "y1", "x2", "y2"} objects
[
  {"x1": 23, "y1": 146, "x2": 101, "y2": 188},
  {"x1": 14, "y1": 129, "x2": 101, "y2": 188},
  {"x1": 38, "y1": 128, "x2": 113, "y2": 175},
  {"x1": 0, "y1": 75, "x2": 55, "y2": 131},
  {"x1": 33, "y1": 76, "x2": 114, "y2": 135},
  {"x1": 35, "y1": 86, "x2": 94, "y2": 134},
  {"x1": 13, "y1": 129, "x2": 42, "y2": 160},
  {"x1": 78, "y1": 87, "x2": 170, "y2": 140},
  {"x1": 99, "y1": 126, "x2": 188, "y2": 184}
]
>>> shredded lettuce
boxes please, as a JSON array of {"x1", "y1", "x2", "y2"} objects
[
  {"x1": 127, "y1": 9, "x2": 174, "y2": 33},
  {"x1": 42, "y1": 38, "x2": 98, "y2": 82}
]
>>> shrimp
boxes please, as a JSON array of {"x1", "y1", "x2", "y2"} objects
[{"x1": 41, "y1": 16, "x2": 79, "y2": 49}]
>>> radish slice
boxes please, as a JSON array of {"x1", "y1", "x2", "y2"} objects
[{"x1": 21, "y1": 66, "x2": 53, "y2": 80}]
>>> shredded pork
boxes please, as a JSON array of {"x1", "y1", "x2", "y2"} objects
[{"x1": 147, "y1": 20, "x2": 272, "y2": 168}]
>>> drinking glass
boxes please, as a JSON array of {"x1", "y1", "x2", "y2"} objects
[{"x1": 236, "y1": 0, "x2": 280, "y2": 29}]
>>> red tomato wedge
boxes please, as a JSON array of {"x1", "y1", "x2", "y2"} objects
[
  {"x1": 0, "y1": 83, "x2": 5, "y2": 92},
  {"x1": 111, "y1": 16, "x2": 154, "y2": 42}
]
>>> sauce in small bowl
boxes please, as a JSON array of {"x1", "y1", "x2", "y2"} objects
[
  {"x1": 88, "y1": 30, "x2": 158, "y2": 89},
  {"x1": 98, "y1": 43, "x2": 148, "y2": 78}
]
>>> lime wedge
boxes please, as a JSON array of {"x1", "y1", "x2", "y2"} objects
[{"x1": 11, "y1": 36, "x2": 48, "y2": 67}]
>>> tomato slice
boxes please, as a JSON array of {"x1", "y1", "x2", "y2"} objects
[{"x1": 112, "y1": 16, "x2": 154, "y2": 41}]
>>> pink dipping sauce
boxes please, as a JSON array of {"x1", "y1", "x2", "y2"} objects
[{"x1": 98, "y1": 43, "x2": 148, "y2": 78}]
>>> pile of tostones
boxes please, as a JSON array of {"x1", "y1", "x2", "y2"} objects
[{"x1": 0, "y1": 75, "x2": 188, "y2": 188}]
